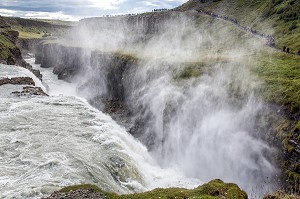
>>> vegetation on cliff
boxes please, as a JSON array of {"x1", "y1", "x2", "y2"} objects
[
  {"x1": 0, "y1": 28, "x2": 22, "y2": 64},
  {"x1": 255, "y1": 52, "x2": 300, "y2": 113},
  {"x1": 177, "y1": 0, "x2": 300, "y2": 51},
  {"x1": 1, "y1": 16, "x2": 73, "y2": 39}
]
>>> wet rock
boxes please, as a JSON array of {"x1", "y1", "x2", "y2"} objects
[
  {"x1": 12, "y1": 86, "x2": 48, "y2": 96},
  {"x1": 0, "y1": 77, "x2": 35, "y2": 86},
  {"x1": 288, "y1": 140, "x2": 298, "y2": 147},
  {"x1": 19, "y1": 60, "x2": 43, "y2": 81}
]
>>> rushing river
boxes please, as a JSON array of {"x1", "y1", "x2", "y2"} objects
[{"x1": 0, "y1": 60, "x2": 199, "y2": 199}]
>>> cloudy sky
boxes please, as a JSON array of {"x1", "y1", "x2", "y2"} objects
[{"x1": 0, "y1": 0, "x2": 188, "y2": 21}]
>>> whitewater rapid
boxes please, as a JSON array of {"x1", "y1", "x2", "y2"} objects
[{"x1": 0, "y1": 60, "x2": 200, "y2": 199}]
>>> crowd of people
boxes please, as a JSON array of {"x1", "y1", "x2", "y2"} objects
[
  {"x1": 152, "y1": 8, "x2": 171, "y2": 12},
  {"x1": 99, "y1": 8, "x2": 172, "y2": 18},
  {"x1": 197, "y1": 9, "x2": 300, "y2": 56}
]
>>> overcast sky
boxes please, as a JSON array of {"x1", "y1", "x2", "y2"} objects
[{"x1": 0, "y1": 0, "x2": 188, "y2": 21}]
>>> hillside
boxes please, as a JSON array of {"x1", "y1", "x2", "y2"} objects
[
  {"x1": 177, "y1": 0, "x2": 300, "y2": 52},
  {"x1": 1, "y1": 16, "x2": 73, "y2": 39}
]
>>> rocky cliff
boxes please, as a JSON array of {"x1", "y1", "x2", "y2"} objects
[
  {"x1": 0, "y1": 16, "x2": 43, "y2": 80},
  {"x1": 79, "y1": 11, "x2": 196, "y2": 35}
]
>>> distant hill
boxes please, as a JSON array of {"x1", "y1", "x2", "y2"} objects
[
  {"x1": 177, "y1": 0, "x2": 300, "y2": 52},
  {"x1": 0, "y1": 16, "x2": 72, "y2": 39}
]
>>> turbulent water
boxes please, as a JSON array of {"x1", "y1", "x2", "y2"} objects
[{"x1": 0, "y1": 61, "x2": 199, "y2": 199}]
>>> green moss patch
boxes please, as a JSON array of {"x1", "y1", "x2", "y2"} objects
[
  {"x1": 175, "y1": 62, "x2": 206, "y2": 79},
  {"x1": 58, "y1": 179, "x2": 247, "y2": 199}
]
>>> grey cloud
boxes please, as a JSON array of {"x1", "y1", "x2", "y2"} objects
[{"x1": 0, "y1": 0, "x2": 187, "y2": 19}]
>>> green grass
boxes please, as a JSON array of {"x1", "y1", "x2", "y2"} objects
[
  {"x1": 254, "y1": 52, "x2": 300, "y2": 112},
  {"x1": 0, "y1": 16, "x2": 72, "y2": 39},
  {"x1": 58, "y1": 179, "x2": 247, "y2": 199},
  {"x1": 17, "y1": 30, "x2": 43, "y2": 39},
  {"x1": 12, "y1": 25, "x2": 69, "y2": 39},
  {"x1": 59, "y1": 184, "x2": 103, "y2": 193}
]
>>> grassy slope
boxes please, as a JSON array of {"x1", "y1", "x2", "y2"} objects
[
  {"x1": 0, "y1": 31, "x2": 19, "y2": 63},
  {"x1": 256, "y1": 51, "x2": 300, "y2": 112},
  {"x1": 57, "y1": 179, "x2": 247, "y2": 199},
  {"x1": 177, "y1": 0, "x2": 300, "y2": 51},
  {"x1": 2, "y1": 16, "x2": 73, "y2": 39}
]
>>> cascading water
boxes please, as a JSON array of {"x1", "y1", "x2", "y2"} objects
[{"x1": 0, "y1": 61, "x2": 200, "y2": 199}]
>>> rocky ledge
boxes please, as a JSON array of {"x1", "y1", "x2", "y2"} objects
[
  {"x1": 42, "y1": 179, "x2": 247, "y2": 199},
  {"x1": 0, "y1": 77, "x2": 35, "y2": 86},
  {"x1": 0, "y1": 77, "x2": 47, "y2": 96},
  {"x1": 12, "y1": 86, "x2": 48, "y2": 96}
]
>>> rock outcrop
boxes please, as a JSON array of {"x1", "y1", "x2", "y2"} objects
[
  {"x1": 0, "y1": 77, "x2": 35, "y2": 86},
  {"x1": 0, "y1": 76, "x2": 47, "y2": 96},
  {"x1": 12, "y1": 86, "x2": 48, "y2": 96}
]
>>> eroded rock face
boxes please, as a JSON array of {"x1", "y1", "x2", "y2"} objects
[
  {"x1": 0, "y1": 77, "x2": 35, "y2": 86},
  {"x1": 79, "y1": 11, "x2": 196, "y2": 35},
  {"x1": 17, "y1": 38, "x2": 45, "y2": 55},
  {"x1": 1, "y1": 30, "x2": 19, "y2": 44},
  {"x1": 35, "y1": 43, "x2": 89, "y2": 82},
  {"x1": 35, "y1": 43, "x2": 137, "y2": 102}
]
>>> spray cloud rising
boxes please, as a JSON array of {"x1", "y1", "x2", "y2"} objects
[{"x1": 52, "y1": 11, "x2": 279, "y2": 196}]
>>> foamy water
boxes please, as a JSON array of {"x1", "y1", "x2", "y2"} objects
[{"x1": 0, "y1": 62, "x2": 200, "y2": 199}]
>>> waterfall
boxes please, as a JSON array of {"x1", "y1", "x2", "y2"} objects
[{"x1": 0, "y1": 62, "x2": 199, "y2": 199}]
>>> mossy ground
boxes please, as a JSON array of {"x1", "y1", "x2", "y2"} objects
[{"x1": 58, "y1": 179, "x2": 247, "y2": 199}]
